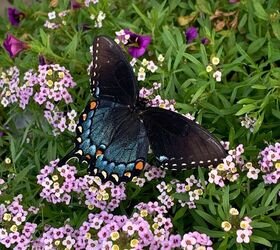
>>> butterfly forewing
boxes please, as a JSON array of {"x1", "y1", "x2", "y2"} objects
[
  {"x1": 142, "y1": 107, "x2": 227, "y2": 169},
  {"x1": 90, "y1": 36, "x2": 138, "y2": 106}
]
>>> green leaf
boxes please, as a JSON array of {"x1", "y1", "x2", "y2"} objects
[
  {"x1": 195, "y1": 210, "x2": 220, "y2": 227},
  {"x1": 65, "y1": 32, "x2": 79, "y2": 58},
  {"x1": 271, "y1": 21, "x2": 280, "y2": 40},
  {"x1": 264, "y1": 183, "x2": 280, "y2": 206},
  {"x1": 244, "y1": 184, "x2": 265, "y2": 205},
  {"x1": 191, "y1": 84, "x2": 208, "y2": 104},
  {"x1": 132, "y1": 4, "x2": 151, "y2": 30},
  {"x1": 272, "y1": 109, "x2": 280, "y2": 119},
  {"x1": 39, "y1": 28, "x2": 49, "y2": 48},
  {"x1": 250, "y1": 235, "x2": 272, "y2": 247},
  {"x1": 235, "y1": 104, "x2": 257, "y2": 116},
  {"x1": 12, "y1": 165, "x2": 35, "y2": 186},
  {"x1": 193, "y1": 226, "x2": 226, "y2": 238},
  {"x1": 251, "y1": 84, "x2": 267, "y2": 90},
  {"x1": 196, "y1": 0, "x2": 212, "y2": 15},
  {"x1": 250, "y1": 222, "x2": 272, "y2": 228},
  {"x1": 253, "y1": 112, "x2": 264, "y2": 134},
  {"x1": 173, "y1": 44, "x2": 187, "y2": 70},
  {"x1": 174, "y1": 207, "x2": 188, "y2": 221},
  {"x1": 247, "y1": 38, "x2": 266, "y2": 54},
  {"x1": 247, "y1": 206, "x2": 276, "y2": 217},
  {"x1": 253, "y1": 1, "x2": 268, "y2": 20}
]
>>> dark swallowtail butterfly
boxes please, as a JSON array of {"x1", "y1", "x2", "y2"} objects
[{"x1": 58, "y1": 36, "x2": 227, "y2": 183}]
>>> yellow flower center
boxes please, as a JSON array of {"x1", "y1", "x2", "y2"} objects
[{"x1": 110, "y1": 231, "x2": 120, "y2": 241}]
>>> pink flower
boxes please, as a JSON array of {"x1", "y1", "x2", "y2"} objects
[
  {"x1": 3, "y1": 34, "x2": 29, "y2": 58},
  {"x1": 236, "y1": 229, "x2": 251, "y2": 243}
]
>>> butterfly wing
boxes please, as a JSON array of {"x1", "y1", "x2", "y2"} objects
[
  {"x1": 59, "y1": 100, "x2": 149, "y2": 183},
  {"x1": 90, "y1": 36, "x2": 138, "y2": 106},
  {"x1": 59, "y1": 36, "x2": 147, "y2": 183},
  {"x1": 142, "y1": 107, "x2": 227, "y2": 170}
]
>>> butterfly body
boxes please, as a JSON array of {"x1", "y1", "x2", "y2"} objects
[{"x1": 58, "y1": 36, "x2": 227, "y2": 183}]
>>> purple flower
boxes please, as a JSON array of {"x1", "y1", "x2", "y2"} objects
[
  {"x1": 185, "y1": 27, "x2": 198, "y2": 44},
  {"x1": 3, "y1": 34, "x2": 29, "y2": 58},
  {"x1": 71, "y1": 0, "x2": 82, "y2": 9},
  {"x1": 229, "y1": 0, "x2": 239, "y2": 3},
  {"x1": 201, "y1": 37, "x2": 210, "y2": 45},
  {"x1": 124, "y1": 29, "x2": 151, "y2": 58},
  {"x1": 0, "y1": 131, "x2": 4, "y2": 137},
  {"x1": 8, "y1": 7, "x2": 25, "y2": 26}
]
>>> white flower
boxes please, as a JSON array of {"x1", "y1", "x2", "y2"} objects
[
  {"x1": 130, "y1": 58, "x2": 137, "y2": 67},
  {"x1": 90, "y1": 14, "x2": 95, "y2": 20},
  {"x1": 211, "y1": 57, "x2": 220, "y2": 65},
  {"x1": 206, "y1": 65, "x2": 213, "y2": 72},
  {"x1": 188, "y1": 190, "x2": 200, "y2": 201},
  {"x1": 247, "y1": 167, "x2": 260, "y2": 180},
  {"x1": 141, "y1": 58, "x2": 149, "y2": 66},
  {"x1": 97, "y1": 11, "x2": 106, "y2": 22},
  {"x1": 1, "y1": 97, "x2": 9, "y2": 107},
  {"x1": 158, "y1": 54, "x2": 165, "y2": 62},
  {"x1": 213, "y1": 70, "x2": 222, "y2": 82},
  {"x1": 48, "y1": 11, "x2": 56, "y2": 20},
  {"x1": 137, "y1": 72, "x2": 146, "y2": 81},
  {"x1": 62, "y1": 236, "x2": 75, "y2": 248},
  {"x1": 229, "y1": 208, "x2": 239, "y2": 215},
  {"x1": 147, "y1": 61, "x2": 158, "y2": 73}
]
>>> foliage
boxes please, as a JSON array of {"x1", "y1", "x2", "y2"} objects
[{"x1": 0, "y1": 0, "x2": 280, "y2": 249}]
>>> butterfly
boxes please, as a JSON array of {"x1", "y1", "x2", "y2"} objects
[{"x1": 58, "y1": 35, "x2": 227, "y2": 184}]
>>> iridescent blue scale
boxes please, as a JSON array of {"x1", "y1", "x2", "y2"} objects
[
  {"x1": 88, "y1": 145, "x2": 96, "y2": 155},
  {"x1": 126, "y1": 163, "x2": 135, "y2": 171},
  {"x1": 113, "y1": 164, "x2": 126, "y2": 176},
  {"x1": 88, "y1": 110, "x2": 94, "y2": 119},
  {"x1": 82, "y1": 119, "x2": 92, "y2": 130},
  {"x1": 81, "y1": 129, "x2": 90, "y2": 141},
  {"x1": 104, "y1": 162, "x2": 115, "y2": 174},
  {"x1": 80, "y1": 139, "x2": 90, "y2": 151}
]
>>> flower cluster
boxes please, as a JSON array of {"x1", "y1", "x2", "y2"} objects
[
  {"x1": 221, "y1": 208, "x2": 253, "y2": 244},
  {"x1": 44, "y1": 10, "x2": 70, "y2": 29},
  {"x1": 240, "y1": 114, "x2": 257, "y2": 132},
  {"x1": 139, "y1": 84, "x2": 176, "y2": 111},
  {"x1": 0, "y1": 66, "x2": 22, "y2": 107},
  {"x1": 0, "y1": 64, "x2": 77, "y2": 135},
  {"x1": 0, "y1": 195, "x2": 38, "y2": 249},
  {"x1": 258, "y1": 143, "x2": 280, "y2": 184},
  {"x1": 73, "y1": 175, "x2": 126, "y2": 212},
  {"x1": 208, "y1": 144, "x2": 244, "y2": 187},
  {"x1": 37, "y1": 160, "x2": 127, "y2": 211},
  {"x1": 31, "y1": 202, "x2": 186, "y2": 250},
  {"x1": 37, "y1": 159, "x2": 77, "y2": 204},
  {"x1": 206, "y1": 56, "x2": 222, "y2": 82},
  {"x1": 90, "y1": 11, "x2": 106, "y2": 28},
  {"x1": 33, "y1": 224, "x2": 76, "y2": 249},
  {"x1": 132, "y1": 163, "x2": 166, "y2": 187},
  {"x1": 181, "y1": 231, "x2": 213, "y2": 249},
  {"x1": 157, "y1": 175, "x2": 205, "y2": 209},
  {"x1": 84, "y1": 0, "x2": 99, "y2": 7}
]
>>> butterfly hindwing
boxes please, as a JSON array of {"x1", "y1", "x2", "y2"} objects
[
  {"x1": 142, "y1": 107, "x2": 227, "y2": 170},
  {"x1": 59, "y1": 99, "x2": 149, "y2": 183},
  {"x1": 90, "y1": 36, "x2": 138, "y2": 106}
]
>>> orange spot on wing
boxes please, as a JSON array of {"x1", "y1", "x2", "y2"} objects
[
  {"x1": 85, "y1": 154, "x2": 91, "y2": 160},
  {"x1": 135, "y1": 161, "x2": 144, "y2": 170},
  {"x1": 96, "y1": 150, "x2": 103, "y2": 157},
  {"x1": 90, "y1": 101, "x2": 97, "y2": 110}
]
